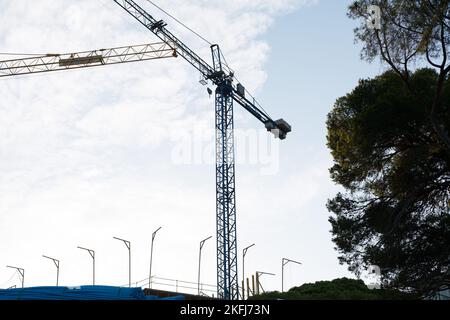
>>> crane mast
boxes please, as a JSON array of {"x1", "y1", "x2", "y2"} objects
[
  {"x1": 0, "y1": 42, "x2": 175, "y2": 78},
  {"x1": 112, "y1": 0, "x2": 291, "y2": 300}
]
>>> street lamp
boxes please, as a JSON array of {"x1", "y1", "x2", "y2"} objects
[
  {"x1": 6, "y1": 266, "x2": 24, "y2": 288},
  {"x1": 242, "y1": 243, "x2": 255, "y2": 299},
  {"x1": 282, "y1": 258, "x2": 302, "y2": 292},
  {"x1": 255, "y1": 271, "x2": 275, "y2": 295},
  {"x1": 198, "y1": 236, "x2": 212, "y2": 295},
  {"x1": 149, "y1": 226, "x2": 162, "y2": 289},
  {"x1": 43, "y1": 255, "x2": 60, "y2": 286},
  {"x1": 113, "y1": 236, "x2": 131, "y2": 288},
  {"x1": 77, "y1": 246, "x2": 95, "y2": 285}
]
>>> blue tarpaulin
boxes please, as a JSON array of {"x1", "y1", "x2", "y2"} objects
[{"x1": 0, "y1": 286, "x2": 185, "y2": 300}]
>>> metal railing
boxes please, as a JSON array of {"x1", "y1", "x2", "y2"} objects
[{"x1": 122, "y1": 276, "x2": 217, "y2": 297}]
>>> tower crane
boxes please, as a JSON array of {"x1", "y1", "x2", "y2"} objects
[
  {"x1": 0, "y1": 0, "x2": 291, "y2": 300},
  {"x1": 112, "y1": 0, "x2": 291, "y2": 300}
]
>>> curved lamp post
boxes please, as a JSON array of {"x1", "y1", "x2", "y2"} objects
[
  {"x1": 149, "y1": 226, "x2": 162, "y2": 289},
  {"x1": 77, "y1": 246, "x2": 95, "y2": 285},
  {"x1": 113, "y1": 237, "x2": 131, "y2": 287},
  {"x1": 43, "y1": 255, "x2": 60, "y2": 286},
  {"x1": 242, "y1": 243, "x2": 255, "y2": 299},
  {"x1": 6, "y1": 266, "x2": 24, "y2": 288},
  {"x1": 282, "y1": 258, "x2": 301, "y2": 292},
  {"x1": 198, "y1": 236, "x2": 212, "y2": 295}
]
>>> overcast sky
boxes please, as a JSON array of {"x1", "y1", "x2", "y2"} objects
[{"x1": 0, "y1": 0, "x2": 382, "y2": 294}]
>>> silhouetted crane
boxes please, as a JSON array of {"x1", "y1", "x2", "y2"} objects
[{"x1": 0, "y1": 0, "x2": 291, "y2": 300}]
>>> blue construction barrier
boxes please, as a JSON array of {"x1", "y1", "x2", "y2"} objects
[{"x1": 0, "y1": 285, "x2": 185, "y2": 300}]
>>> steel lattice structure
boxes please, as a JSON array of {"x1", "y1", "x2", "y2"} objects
[
  {"x1": 215, "y1": 79, "x2": 238, "y2": 299},
  {"x1": 0, "y1": 42, "x2": 176, "y2": 78}
]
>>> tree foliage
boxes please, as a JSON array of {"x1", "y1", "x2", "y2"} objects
[
  {"x1": 326, "y1": 0, "x2": 450, "y2": 295},
  {"x1": 349, "y1": 0, "x2": 450, "y2": 152},
  {"x1": 327, "y1": 69, "x2": 450, "y2": 294},
  {"x1": 250, "y1": 278, "x2": 416, "y2": 300}
]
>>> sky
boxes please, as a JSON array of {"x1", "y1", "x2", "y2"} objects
[{"x1": 0, "y1": 0, "x2": 383, "y2": 295}]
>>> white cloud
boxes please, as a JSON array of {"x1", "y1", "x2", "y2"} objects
[{"x1": 0, "y1": 0, "x2": 342, "y2": 292}]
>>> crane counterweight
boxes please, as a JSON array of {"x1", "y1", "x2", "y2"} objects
[{"x1": 59, "y1": 55, "x2": 104, "y2": 67}]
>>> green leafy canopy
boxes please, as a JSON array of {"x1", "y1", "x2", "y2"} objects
[
  {"x1": 327, "y1": 69, "x2": 450, "y2": 294},
  {"x1": 327, "y1": 0, "x2": 450, "y2": 295},
  {"x1": 250, "y1": 278, "x2": 417, "y2": 300}
]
